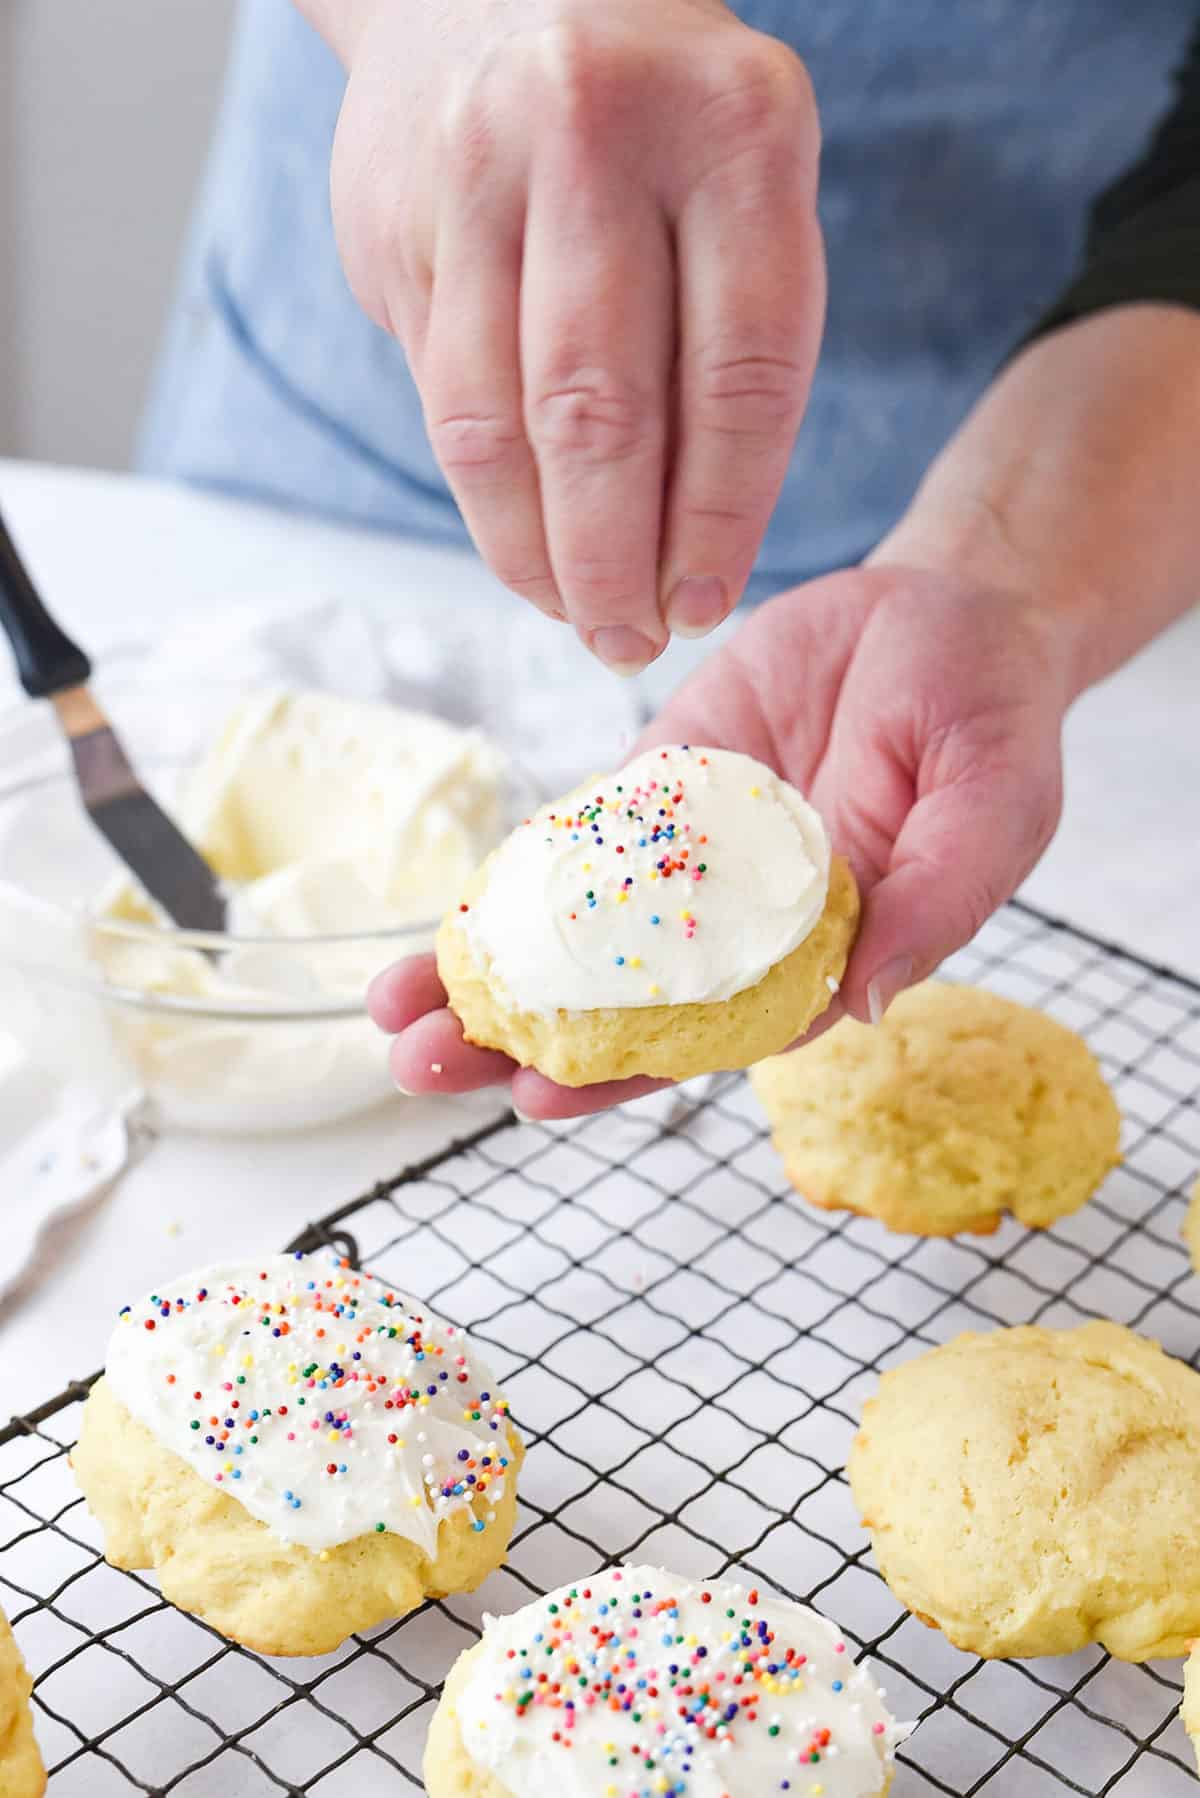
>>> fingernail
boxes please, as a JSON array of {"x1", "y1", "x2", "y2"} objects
[
  {"x1": 866, "y1": 955, "x2": 914, "y2": 1026},
  {"x1": 589, "y1": 625, "x2": 659, "y2": 675},
  {"x1": 666, "y1": 576, "x2": 728, "y2": 640},
  {"x1": 511, "y1": 1102, "x2": 539, "y2": 1125}
]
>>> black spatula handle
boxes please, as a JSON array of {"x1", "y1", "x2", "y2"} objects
[{"x1": 0, "y1": 505, "x2": 92, "y2": 698}]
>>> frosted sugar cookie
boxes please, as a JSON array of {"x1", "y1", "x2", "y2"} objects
[
  {"x1": 73, "y1": 1251, "x2": 522, "y2": 1656},
  {"x1": 850, "y1": 1322, "x2": 1200, "y2": 1660},
  {"x1": 438, "y1": 745, "x2": 858, "y2": 1086},
  {"x1": 0, "y1": 1609, "x2": 44, "y2": 1798},
  {"x1": 752, "y1": 981, "x2": 1120, "y2": 1235},
  {"x1": 424, "y1": 1564, "x2": 910, "y2": 1796}
]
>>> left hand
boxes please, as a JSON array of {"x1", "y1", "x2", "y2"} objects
[{"x1": 369, "y1": 560, "x2": 1075, "y2": 1117}]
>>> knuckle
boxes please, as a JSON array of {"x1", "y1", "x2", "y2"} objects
[
  {"x1": 672, "y1": 495, "x2": 763, "y2": 564},
  {"x1": 427, "y1": 411, "x2": 528, "y2": 479},
  {"x1": 559, "y1": 556, "x2": 646, "y2": 606},
  {"x1": 678, "y1": 499, "x2": 755, "y2": 529},
  {"x1": 708, "y1": 61, "x2": 778, "y2": 142},
  {"x1": 692, "y1": 349, "x2": 809, "y2": 438},
  {"x1": 700, "y1": 39, "x2": 814, "y2": 150},
  {"x1": 528, "y1": 373, "x2": 655, "y2": 465},
  {"x1": 906, "y1": 842, "x2": 1003, "y2": 948},
  {"x1": 957, "y1": 875, "x2": 1001, "y2": 945},
  {"x1": 539, "y1": 27, "x2": 628, "y2": 146},
  {"x1": 441, "y1": 67, "x2": 506, "y2": 195},
  {"x1": 762, "y1": 40, "x2": 818, "y2": 124},
  {"x1": 331, "y1": 114, "x2": 428, "y2": 330},
  {"x1": 493, "y1": 566, "x2": 559, "y2": 605},
  {"x1": 447, "y1": 110, "x2": 501, "y2": 199},
  {"x1": 335, "y1": 191, "x2": 423, "y2": 334}
]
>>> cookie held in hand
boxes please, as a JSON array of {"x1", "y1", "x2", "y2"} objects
[
  {"x1": 72, "y1": 1252, "x2": 522, "y2": 1656},
  {"x1": 437, "y1": 745, "x2": 858, "y2": 1087},
  {"x1": 752, "y1": 981, "x2": 1120, "y2": 1235},
  {"x1": 850, "y1": 1321, "x2": 1200, "y2": 1661}
]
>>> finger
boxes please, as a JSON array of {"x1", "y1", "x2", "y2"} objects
[
  {"x1": 389, "y1": 1011, "x2": 517, "y2": 1094},
  {"x1": 420, "y1": 186, "x2": 562, "y2": 620},
  {"x1": 389, "y1": 1011, "x2": 672, "y2": 1111},
  {"x1": 367, "y1": 955, "x2": 447, "y2": 1034},
  {"x1": 661, "y1": 64, "x2": 824, "y2": 639},
  {"x1": 522, "y1": 158, "x2": 674, "y2": 673},
  {"x1": 511, "y1": 1068, "x2": 673, "y2": 1120},
  {"x1": 840, "y1": 747, "x2": 1063, "y2": 1025}
]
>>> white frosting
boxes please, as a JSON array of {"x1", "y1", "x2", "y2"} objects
[
  {"x1": 183, "y1": 688, "x2": 509, "y2": 923},
  {"x1": 101, "y1": 688, "x2": 510, "y2": 947},
  {"x1": 462, "y1": 747, "x2": 830, "y2": 1015},
  {"x1": 455, "y1": 1565, "x2": 910, "y2": 1797},
  {"x1": 88, "y1": 690, "x2": 510, "y2": 1128},
  {"x1": 105, "y1": 1252, "x2": 515, "y2": 1555}
]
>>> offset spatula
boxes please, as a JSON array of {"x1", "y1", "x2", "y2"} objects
[{"x1": 0, "y1": 505, "x2": 227, "y2": 933}]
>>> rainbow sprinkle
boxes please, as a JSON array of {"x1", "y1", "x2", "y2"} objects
[
  {"x1": 109, "y1": 1252, "x2": 513, "y2": 1551},
  {"x1": 460, "y1": 1567, "x2": 900, "y2": 1796},
  {"x1": 543, "y1": 746, "x2": 714, "y2": 998}
]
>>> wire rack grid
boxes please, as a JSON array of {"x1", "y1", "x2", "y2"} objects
[{"x1": 2, "y1": 899, "x2": 1200, "y2": 1798}]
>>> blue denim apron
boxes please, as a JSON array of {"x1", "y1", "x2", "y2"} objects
[{"x1": 141, "y1": 0, "x2": 1192, "y2": 591}]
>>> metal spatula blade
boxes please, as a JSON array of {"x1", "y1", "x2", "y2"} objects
[
  {"x1": 52, "y1": 685, "x2": 227, "y2": 933},
  {"x1": 0, "y1": 506, "x2": 228, "y2": 935}
]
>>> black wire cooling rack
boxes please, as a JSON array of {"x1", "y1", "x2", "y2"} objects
[{"x1": 3, "y1": 899, "x2": 1200, "y2": 1797}]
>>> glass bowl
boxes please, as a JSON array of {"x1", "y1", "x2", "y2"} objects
[{"x1": 0, "y1": 682, "x2": 531, "y2": 1134}]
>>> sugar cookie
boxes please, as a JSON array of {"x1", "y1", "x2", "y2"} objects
[
  {"x1": 437, "y1": 745, "x2": 857, "y2": 1086},
  {"x1": 850, "y1": 1321, "x2": 1200, "y2": 1660},
  {"x1": 751, "y1": 981, "x2": 1120, "y2": 1235},
  {"x1": 1183, "y1": 1177, "x2": 1200, "y2": 1271},
  {"x1": 424, "y1": 1565, "x2": 909, "y2": 1796},
  {"x1": 0, "y1": 1607, "x2": 44, "y2": 1798},
  {"x1": 73, "y1": 1252, "x2": 521, "y2": 1655},
  {"x1": 1182, "y1": 1641, "x2": 1200, "y2": 1774}
]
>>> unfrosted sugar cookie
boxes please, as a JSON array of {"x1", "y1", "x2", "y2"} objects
[
  {"x1": 0, "y1": 1609, "x2": 44, "y2": 1798},
  {"x1": 1183, "y1": 1177, "x2": 1200, "y2": 1270},
  {"x1": 751, "y1": 982, "x2": 1120, "y2": 1235},
  {"x1": 424, "y1": 1565, "x2": 910, "y2": 1797},
  {"x1": 849, "y1": 1322, "x2": 1200, "y2": 1661},
  {"x1": 1183, "y1": 1642, "x2": 1200, "y2": 1773},
  {"x1": 437, "y1": 746, "x2": 858, "y2": 1087},
  {"x1": 72, "y1": 1252, "x2": 522, "y2": 1656}
]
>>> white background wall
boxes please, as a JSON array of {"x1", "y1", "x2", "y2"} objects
[{"x1": 0, "y1": 0, "x2": 236, "y2": 469}]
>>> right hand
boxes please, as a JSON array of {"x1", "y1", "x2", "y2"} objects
[{"x1": 319, "y1": 0, "x2": 825, "y2": 671}]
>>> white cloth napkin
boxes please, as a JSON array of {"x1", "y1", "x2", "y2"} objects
[{"x1": 0, "y1": 1038, "x2": 145, "y2": 1305}]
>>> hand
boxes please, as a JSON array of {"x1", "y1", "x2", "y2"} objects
[
  {"x1": 318, "y1": 0, "x2": 824, "y2": 671},
  {"x1": 368, "y1": 563, "x2": 1074, "y2": 1117}
]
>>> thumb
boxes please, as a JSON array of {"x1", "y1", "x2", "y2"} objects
[{"x1": 838, "y1": 729, "x2": 1064, "y2": 1024}]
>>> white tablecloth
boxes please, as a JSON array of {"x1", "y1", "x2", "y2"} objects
[{"x1": 1, "y1": 458, "x2": 1197, "y2": 1420}]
